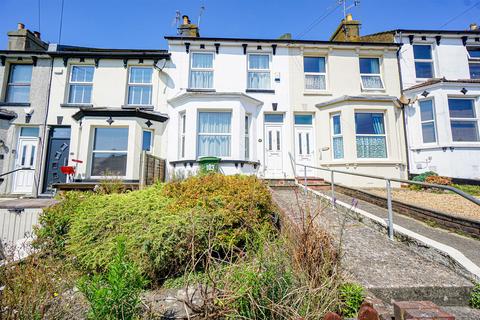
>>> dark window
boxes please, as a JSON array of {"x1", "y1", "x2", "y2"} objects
[{"x1": 91, "y1": 128, "x2": 129, "y2": 176}]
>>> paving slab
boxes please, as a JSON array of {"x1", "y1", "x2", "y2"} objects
[{"x1": 270, "y1": 187, "x2": 475, "y2": 306}]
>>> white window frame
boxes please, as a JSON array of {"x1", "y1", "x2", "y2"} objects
[
  {"x1": 354, "y1": 111, "x2": 388, "y2": 159},
  {"x1": 331, "y1": 113, "x2": 344, "y2": 160},
  {"x1": 179, "y1": 112, "x2": 186, "y2": 159},
  {"x1": 359, "y1": 57, "x2": 384, "y2": 91},
  {"x1": 90, "y1": 127, "x2": 129, "y2": 178},
  {"x1": 189, "y1": 52, "x2": 214, "y2": 89},
  {"x1": 467, "y1": 46, "x2": 480, "y2": 80},
  {"x1": 127, "y1": 66, "x2": 153, "y2": 106},
  {"x1": 247, "y1": 53, "x2": 271, "y2": 90},
  {"x1": 418, "y1": 98, "x2": 437, "y2": 145},
  {"x1": 142, "y1": 129, "x2": 153, "y2": 153},
  {"x1": 447, "y1": 97, "x2": 480, "y2": 143},
  {"x1": 245, "y1": 114, "x2": 250, "y2": 160},
  {"x1": 6, "y1": 64, "x2": 33, "y2": 103},
  {"x1": 196, "y1": 110, "x2": 232, "y2": 158},
  {"x1": 303, "y1": 56, "x2": 327, "y2": 91},
  {"x1": 67, "y1": 65, "x2": 94, "y2": 104},
  {"x1": 413, "y1": 44, "x2": 435, "y2": 80}
]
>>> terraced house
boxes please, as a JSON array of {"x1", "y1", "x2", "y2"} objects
[{"x1": 363, "y1": 25, "x2": 480, "y2": 181}]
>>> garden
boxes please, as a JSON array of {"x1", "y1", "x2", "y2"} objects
[{"x1": 0, "y1": 174, "x2": 364, "y2": 319}]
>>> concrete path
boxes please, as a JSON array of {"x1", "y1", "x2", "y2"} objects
[{"x1": 270, "y1": 187, "x2": 476, "y2": 307}]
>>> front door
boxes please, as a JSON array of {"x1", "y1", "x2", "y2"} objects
[
  {"x1": 295, "y1": 126, "x2": 315, "y2": 177},
  {"x1": 43, "y1": 127, "x2": 71, "y2": 193},
  {"x1": 12, "y1": 138, "x2": 38, "y2": 194},
  {"x1": 264, "y1": 124, "x2": 283, "y2": 178}
]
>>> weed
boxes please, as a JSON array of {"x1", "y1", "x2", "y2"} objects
[
  {"x1": 470, "y1": 283, "x2": 480, "y2": 309},
  {"x1": 339, "y1": 283, "x2": 364, "y2": 318}
]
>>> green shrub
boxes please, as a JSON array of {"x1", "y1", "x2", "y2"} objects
[
  {"x1": 339, "y1": 283, "x2": 364, "y2": 318},
  {"x1": 470, "y1": 283, "x2": 480, "y2": 309},
  {"x1": 78, "y1": 239, "x2": 148, "y2": 320},
  {"x1": 37, "y1": 174, "x2": 275, "y2": 281},
  {"x1": 412, "y1": 171, "x2": 438, "y2": 183}
]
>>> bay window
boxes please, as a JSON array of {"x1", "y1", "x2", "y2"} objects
[
  {"x1": 419, "y1": 99, "x2": 437, "y2": 143},
  {"x1": 413, "y1": 45, "x2": 434, "y2": 79},
  {"x1": 304, "y1": 57, "x2": 326, "y2": 90},
  {"x1": 180, "y1": 113, "x2": 186, "y2": 158},
  {"x1": 197, "y1": 112, "x2": 231, "y2": 157},
  {"x1": 142, "y1": 130, "x2": 153, "y2": 152},
  {"x1": 245, "y1": 114, "x2": 250, "y2": 159},
  {"x1": 6, "y1": 64, "x2": 33, "y2": 103},
  {"x1": 247, "y1": 54, "x2": 271, "y2": 90},
  {"x1": 467, "y1": 47, "x2": 480, "y2": 79},
  {"x1": 355, "y1": 112, "x2": 387, "y2": 158},
  {"x1": 68, "y1": 65, "x2": 94, "y2": 104},
  {"x1": 448, "y1": 98, "x2": 479, "y2": 142},
  {"x1": 190, "y1": 52, "x2": 214, "y2": 89},
  {"x1": 127, "y1": 67, "x2": 153, "y2": 105},
  {"x1": 91, "y1": 128, "x2": 129, "y2": 176},
  {"x1": 359, "y1": 58, "x2": 384, "y2": 90},
  {"x1": 331, "y1": 114, "x2": 344, "y2": 159}
]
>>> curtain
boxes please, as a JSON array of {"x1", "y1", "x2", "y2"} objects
[
  {"x1": 190, "y1": 71, "x2": 213, "y2": 89},
  {"x1": 372, "y1": 114, "x2": 385, "y2": 134},
  {"x1": 305, "y1": 75, "x2": 326, "y2": 90},
  {"x1": 129, "y1": 67, "x2": 152, "y2": 84},
  {"x1": 198, "y1": 112, "x2": 231, "y2": 133},
  {"x1": 361, "y1": 75, "x2": 383, "y2": 89},
  {"x1": 71, "y1": 66, "x2": 94, "y2": 82},
  {"x1": 248, "y1": 72, "x2": 270, "y2": 89},
  {"x1": 198, "y1": 136, "x2": 231, "y2": 157},
  {"x1": 249, "y1": 55, "x2": 269, "y2": 69},
  {"x1": 198, "y1": 112, "x2": 232, "y2": 157},
  {"x1": 69, "y1": 84, "x2": 92, "y2": 103},
  {"x1": 333, "y1": 137, "x2": 344, "y2": 159},
  {"x1": 356, "y1": 136, "x2": 387, "y2": 158},
  {"x1": 192, "y1": 53, "x2": 213, "y2": 68},
  {"x1": 128, "y1": 86, "x2": 152, "y2": 105}
]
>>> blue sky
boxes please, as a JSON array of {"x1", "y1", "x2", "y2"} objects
[{"x1": 0, "y1": 0, "x2": 479, "y2": 50}]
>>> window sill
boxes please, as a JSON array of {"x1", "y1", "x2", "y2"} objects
[
  {"x1": 246, "y1": 89, "x2": 275, "y2": 94},
  {"x1": 303, "y1": 91, "x2": 332, "y2": 96},
  {"x1": 321, "y1": 160, "x2": 405, "y2": 166},
  {"x1": 361, "y1": 89, "x2": 387, "y2": 94},
  {"x1": 61, "y1": 103, "x2": 93, "y2": 108},
  {"x1": 186, "y1": 88, "x2": 216, "y2": 93},
  {"x1": 411, "y1": 143, "x2": 480, "y2": 151},
  {"x1": 0, "y1": 102, "x2": 30, "y2": 107},
  {"x1": 122, "y1": 104, "x2": 154, "y2": 110}
]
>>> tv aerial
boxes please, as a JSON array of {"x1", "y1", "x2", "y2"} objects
[{"x1": 337, "y1": 0, "x2": 360, "y2": 19}]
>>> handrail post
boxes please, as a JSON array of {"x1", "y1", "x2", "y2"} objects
[
  {"x1": 386, "y1": 179, "x2": 394, "y2": 240},
  {"x1": 330, "y1": 170, "x2": 335, "y2": 208}
]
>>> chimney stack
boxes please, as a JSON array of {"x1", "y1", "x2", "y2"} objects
[
  {"x1": 329, "y1": 14, "x2": 361, "y2": 42},
  {"x1": 178, "y1": 15, "x2": 200, "y2": 38},
  {"x1": 470, "y1": 23, "x2": 478, "y2": 31},
  {"x1": 7, "y1": 23, "x2": 47, "y2": 51}
]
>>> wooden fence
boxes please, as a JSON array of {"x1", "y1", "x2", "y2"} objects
[{"x1": 140, "y1": 152, "x2": 166, "y2": 187}]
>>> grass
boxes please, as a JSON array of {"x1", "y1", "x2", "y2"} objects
[{"x1": 452, "y1": 184, "x2": 480, "y2": 197}]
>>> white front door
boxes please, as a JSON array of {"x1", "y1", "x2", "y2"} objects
[
  {"x1": 12, "y1": 138, "x2": 38, "y2": 194},
  {"x1": 295, "y1": 126, "x2": 315, "y2": 177},
  {"x1": 264, "y1": 124, "x2": 283, "y2": 178}
]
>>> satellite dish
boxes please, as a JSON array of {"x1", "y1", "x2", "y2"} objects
[
  {"x1": 155, "y1": 59, "x2": 167, "y2": 71},
  {"x1": 399, "y1": 95, "x2": 417, "y2": 105}
]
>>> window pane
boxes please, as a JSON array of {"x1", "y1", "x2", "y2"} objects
[
  {"x1": 419, "y1": 100, "x2": 434, "y2": 121},
  {"x1": 451, "y1": 121, "x2": 479, "y2": 142},
  {"x1": 360, "y1": 58, "x2": 380, "y2": 74},
  {"x1": 333, "y1": 137, "x2": 344, "y2": 159},
  {"x1": 128, "y1": 86, "x2": 152, "y2": 105},
  {"x1": 249, "y1": 55, "x2": 269, "y2": 69},
  {"x1": 197, "y1": 136, "x2": 231, "y2": 157},
  {"x1": 294, "y1": 114, "x2": 313, "y2": 125},
  {"x1": 129, "y1": 67, "x2": 152, "y2": 84},
  {"x1": 356, "y1": 136, "x2": 387, "y2": 158},
  {"x1": 361, "y1": 75, "x2": 383, "y2": 89},
  {"x1": 305, "y1": 75, "x2": 326, "y2": 90},
  {"x1": 198, "y1": 112, "x2": 231, "y2": 133},
  {"x1": 52, "y1": 127, "x2": 71, "y2": 139},
  {"x1": 6, "y1": 86, "x2": 30, "y2": 103},
  {"x1": 415, "y1": 62, "x2": 433, "y2": 78},
  {"x1": 71, "y1": 66, "x2": 94, "y2": 82},
  {"x1": 94, "y1": 128, "x2": 129, "y2": 151},
  {"x1": 265, "y1": 114, "x2": 284, "y2": 123},
  {"x1": 91, "y1": 153, "x2": 127, "y2": 176},
  {"x1": 69, "y1": 85, "x2": 92, "y2": 103},
  {"x1": 20, "y1": 127, "x2": 39, "y2": 137},
  {"x1": 304, "y1": 57, "x2": 325, "y2": 73},
  {"x1": 9, "y1": 65, "x2": 32, "y2": 83},
  {"x1": 248, "y1": 71, "x2": 270, "y2": 89},
  {"x1": 190, "y1": 71, "x2": 213, "y2": 88},
  {"x1": 355, "y1": 113, "x2": 385, "y2": 134},
  {"x1": 332, "y1": 115, "x2": 341, "y2": 135},
  {"x1": 422, "y1": 122, "x2": 436, "y2": 143},
  {"x1": 413, "y1": 45, "x2": 432, "y2": 59},
  {"x1": 448, "y1": 99, "x2": 475, "y2": 118},
  {"x1": 192, "y1": 53, "x2": 213, "y2": 68},
  {"x1": 467, "y1": 47, "x2": 480, "y2": 58},
  {"x1": 142, "y1": 131, "x2": 152, "y2": 151},
  {"x1": 470, "y1": 63, "x2": 480, "y2": 79}
]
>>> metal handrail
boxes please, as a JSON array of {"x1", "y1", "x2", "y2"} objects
[
  {"x1": 0, "y1": 167, "x2": 34, "y2": 178},
  {"x1": 288, "y1": 153, "x2": 480, "y2": 240}
]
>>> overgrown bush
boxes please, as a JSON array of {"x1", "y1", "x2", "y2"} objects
[
  {"x1": 412, "y1": 171, "x2": 438, "y2": 182},
  {"x1": 339, "y1": 283, "x2": 364, "y2": 318},
  {"x1": 425, "y1": 175, "x2": 452, "y2": 186},
  {"x1": 470, "y1": 283, "x2": 480, "y2": 309},
  {"x1": 36, "y1": 174, "x2": 275, "y2": 281},
  {"x1": 79, "y1": 239, "x2": 148, "y2": 320}
]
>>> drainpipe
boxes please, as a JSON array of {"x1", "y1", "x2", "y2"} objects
[
  {"x1": 36, "y1": 56, "x2": 54, "y2": 197},
  {"x1": 396, "y1": 31, "x2": 411, "y2": 179}
]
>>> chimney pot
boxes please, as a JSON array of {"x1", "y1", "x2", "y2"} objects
[
  {"x1": 182, "y1": 15, "x2": 190, "y2": 25},
  {"x1": 470, "y1": 23, "x2": 478, "y2": 31},
  {"x1": 33, "y1": 31, "x2": 41, "y2": 39},
  {"x1": 346, "y1": 14, "x2": 353, "y2": 22},
  {"x1": 17, "y1": 23, "x2": 25, "y2": 30}
]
